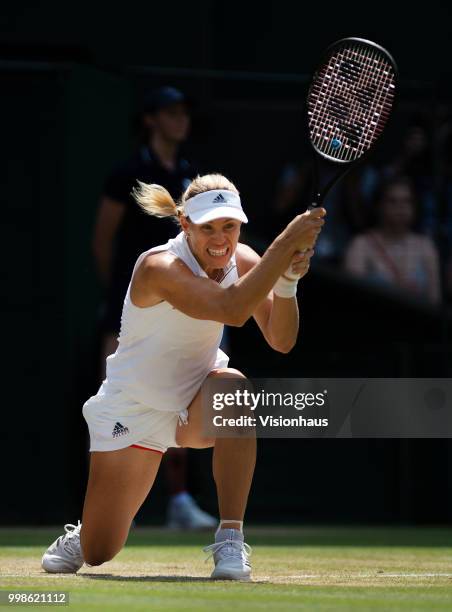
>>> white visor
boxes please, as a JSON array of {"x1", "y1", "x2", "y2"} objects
[{"x1": 184, "y1": 190, "x2": 248, "y2": 224}]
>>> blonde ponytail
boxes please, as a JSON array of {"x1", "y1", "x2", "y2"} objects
[
  {"x1": 133, "y1": 181, "x2": 183, "y2": 220},
  {"x1": 133, "y1": 173, "x2": 239, "y2": 225}
]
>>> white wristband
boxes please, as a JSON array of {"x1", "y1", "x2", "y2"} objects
[{"x1": 273, "y1": 273, "x2": 299, "y2": 298}]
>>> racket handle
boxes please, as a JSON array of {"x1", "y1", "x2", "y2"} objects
[
  {"x1": 307, "y1": 194, "x2": 321, "y2": 211},
  {"x1": 302, "y1": 199, "x2": 320, "y2": 250}
]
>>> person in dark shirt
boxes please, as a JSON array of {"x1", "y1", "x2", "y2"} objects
[
  {"x1": 93, "y1": 86, "x2": 197, "y2": 347},
  {"x1": 92, "y1": 86, "x2": 216, "y2": 530}
]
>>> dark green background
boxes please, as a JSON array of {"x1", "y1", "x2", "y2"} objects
[{"x1": 1, "y1": 1, "x2": 451, "y2": 525}]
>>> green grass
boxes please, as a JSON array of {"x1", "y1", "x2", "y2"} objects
[{"x1": 1, "y1": 527, "x2": 452, "y2": 611}]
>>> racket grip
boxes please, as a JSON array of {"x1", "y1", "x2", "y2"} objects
[
  {"x1": 307, "y1": 192, "x2": 321, "y2": 211},
  {"x1": 301, "y1": 201, "x2": 320, "y2": 250}
]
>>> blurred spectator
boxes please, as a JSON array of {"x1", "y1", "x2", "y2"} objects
[
  {"x1": 446, "y1": 256, "x2": 452, "y2": 302},
  {"x1": 442, "y1": 129, "x2": 452, "y2": 303},
  {"x1": 436, "y1": 126, "x2": 452, "y2": 265},
  {"x1": 92, "y1": 86, "x2": 216, "y2": 530},
  {"x1": 93, "y1": 86, "x2": 196, "y2": 358},
  {"x1": 344, "y1": 177, "x2": 441, "y2": 305},
  {"x1": 383, "y1": 117, "x2": 437, "y2": 237}
]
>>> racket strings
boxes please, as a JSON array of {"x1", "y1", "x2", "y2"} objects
[
  {"x1": 311, "y1": 46, "x2": 395, "y2": 159},
  {"x1": 310, "y1": 46, "x2": 385, "y2": 157},
  {"x1": 312, "y1": 47, "x2": 390, "y2": 158},
  {"x1": 308, "y1": 43, "x2": 396, "y2": 161},
  {"x1": 355, "y1": 47, "x2": 395, "y2": 154}
]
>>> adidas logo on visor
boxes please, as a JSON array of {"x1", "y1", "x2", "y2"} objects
[{"x1": 212, "y1": 193, "x2": 227, "y2": 204}]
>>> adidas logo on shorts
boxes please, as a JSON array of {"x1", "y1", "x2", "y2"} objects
[
  {"x1": 112, "y1": 422, "x2": 129, "y2": 438},
  {"x1": 212, "y1": 193, "x2": 227, "y2": 204}
]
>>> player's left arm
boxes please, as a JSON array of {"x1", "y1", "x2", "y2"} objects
[{"x1": 236, "y1": 243, "x2": 310, "y2": 353}]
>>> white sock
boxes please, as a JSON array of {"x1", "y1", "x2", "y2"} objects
[
  {"x1": 215, "y1": 528, "x2": 244, "y2": 543},
  {"x1": 215, "y1": 519, "x2": 244, "y2": 541}
]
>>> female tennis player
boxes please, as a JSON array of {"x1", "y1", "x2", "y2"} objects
[{"x1": 41, "y1": 173, "x2": 325, "y2": 580}]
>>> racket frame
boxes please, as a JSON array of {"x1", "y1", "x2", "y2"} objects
[{"x1": 306, "y1": 37, "x2": 398, "y2": 209}]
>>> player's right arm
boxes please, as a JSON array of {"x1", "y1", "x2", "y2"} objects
[{"x1": 131, "y1": 208, "x2": 325, "y2": 326}]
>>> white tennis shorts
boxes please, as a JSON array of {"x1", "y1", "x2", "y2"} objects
[{"x1": 82, "y1": 381, "x2": 187, "y2": 454}]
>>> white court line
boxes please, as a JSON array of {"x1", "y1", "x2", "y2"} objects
[
  {"x1": 286, "y1": 573, "x2": 452, "y2": 578},
  {"x1": 376, "y1": 573, "x2": 452, "y2": 578},
  {"x1": 0, "y1": 574, "x2": 78, "y2": 578}
]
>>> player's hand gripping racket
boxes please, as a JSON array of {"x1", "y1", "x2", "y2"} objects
[{"x1": 306, "y1": 37, "x2": 398, "y2": 210}]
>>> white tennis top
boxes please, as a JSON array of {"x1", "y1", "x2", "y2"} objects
[{"x1": 105, "y1": 231, "x2": 238, "y2": 412}]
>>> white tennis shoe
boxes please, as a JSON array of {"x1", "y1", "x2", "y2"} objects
[
  {"x1": 204, "y1": 529, "x2": 252, "y2": 580},
  {"x1": 41, "y1": 521, "x2": 84, "y2": 574},
  {"x1": 166, "y1": 494, "x2": 217, "y2": 530}
]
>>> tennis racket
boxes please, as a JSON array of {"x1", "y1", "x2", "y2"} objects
[{"x1": 306, "y1": 37, "x2": 398, "y2": 210}]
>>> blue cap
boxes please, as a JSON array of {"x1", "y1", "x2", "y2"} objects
[{"x1": 143, "y1": 86, "x2": 188, "y2": 114}]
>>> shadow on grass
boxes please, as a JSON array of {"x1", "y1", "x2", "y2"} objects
[{"x1": 81, "y1": 573, "x2": 264, "y2": 584}]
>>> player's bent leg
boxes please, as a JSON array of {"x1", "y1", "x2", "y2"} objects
[
  {"x1": 210, "y1": 418, "x2": 256, "y2": 580},
  {"x1": 81, "y1": 447, "x2": 162, "y2": 565},
  {"x1": 176, "y1": 368, "x2": 246, "y2": 449},
  {"x1": 177, "y1": 368, "x2": 255, "y2": 580},
  {"x1": 42, "y1": 446, "x2": 162, "y2": 572}
]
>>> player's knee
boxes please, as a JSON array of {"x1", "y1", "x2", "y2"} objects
[
  {"x1": 83, "y1": 553, "x2": 104, "y2": 567},
  {"x1": 208, "y1": 367, "x2": 254, "y2": 436},
  {"x1": 82, "y1": 547, "x2": 118, "y2": 567},
  {"x1": 81, "y1": 536, "x2": 121, "y2": 567}
]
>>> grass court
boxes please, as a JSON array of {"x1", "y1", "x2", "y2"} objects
[{"x1": 1, "y1": 526, "x2": 451, "y2": 611}]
